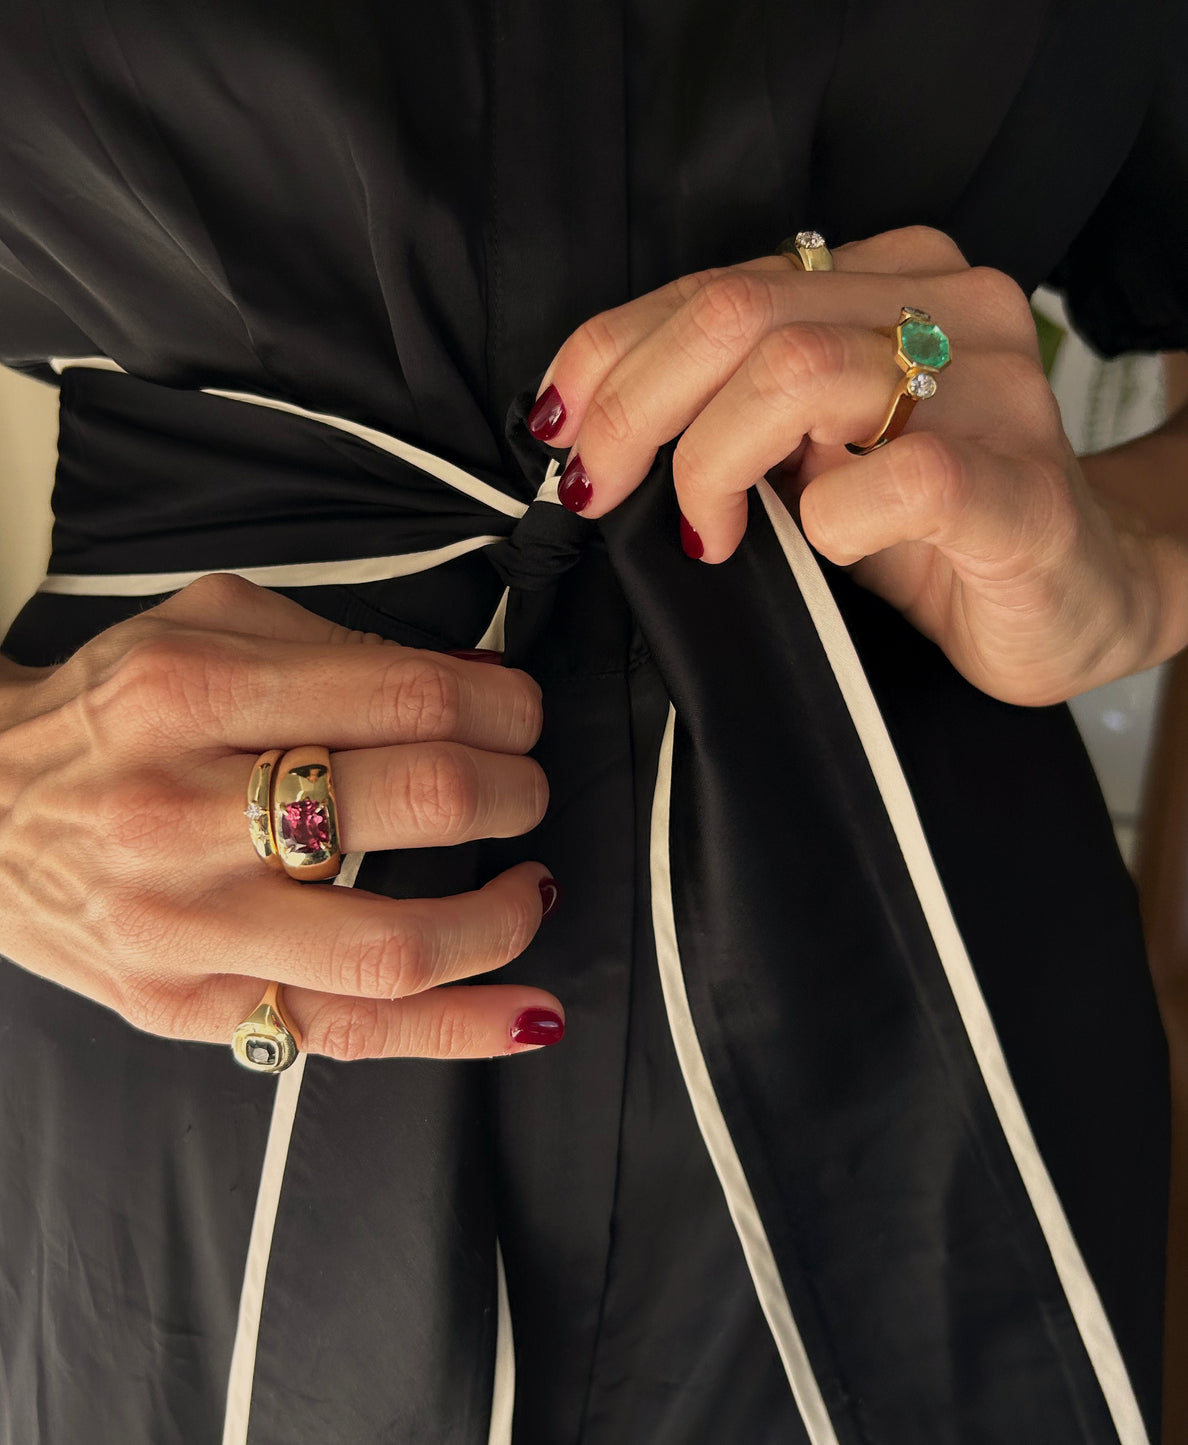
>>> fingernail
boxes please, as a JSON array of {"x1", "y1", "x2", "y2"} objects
[
  {"x1": 447, "y1": 648, "x2": 504, "y2": 665},
  {"x1": 538, "y1": 876, "x2": 560, "y2": 918},
  {"x1": 510, "y1": 1008, "x2": 565, "y2": 1047},
  {"x1": 679, "y1": 515, "x2": 704, "y2": 559},
  {"x1": 558, "y1": 455, "x2": 593, "y2": 513},
  {"x1": 528, "y1": 384, "x2": 567, "y2": 441}
]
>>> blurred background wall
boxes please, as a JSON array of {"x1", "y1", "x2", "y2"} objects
[{"x1": 0, "y1": 363, "x2": 55, "y2": 632}]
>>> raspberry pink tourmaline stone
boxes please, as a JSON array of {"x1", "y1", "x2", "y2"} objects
[{"x1": 280, "y1": 799, "x2": 332, "y2": 853}]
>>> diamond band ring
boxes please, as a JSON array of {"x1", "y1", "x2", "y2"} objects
[
  {"x1": 777, "y1": 230, "x2": 834, "y2": 272},
  {"x1": 846, "y1": 306, "x2": 952, "y2": 456}
]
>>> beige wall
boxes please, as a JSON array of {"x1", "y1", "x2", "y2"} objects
[{"x1": 0, "y1": 365, "x2": 56, "y2": 635}]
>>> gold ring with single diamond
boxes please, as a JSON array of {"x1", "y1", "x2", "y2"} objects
[
  {"x1": 232, "y1": 980, "x2": 301, "y2": 1074},
  {"x1": 846, "y1": 306, "x2": 952, "y2": 456},
  {"x1": 244, "y1": 749, "x2": 284, "y2": 868},
  {"x1": 777, "y1": 230, "x2": 834, "y2": 272}
]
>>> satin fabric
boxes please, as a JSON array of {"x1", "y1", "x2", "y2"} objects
[{"x1": 1, "y1": 1, "x2": 1186, "y2": 1440}]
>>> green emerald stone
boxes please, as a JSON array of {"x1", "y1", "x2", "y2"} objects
[{"x1": 899, "y1": 318, "x2": 950, "y2": 370}]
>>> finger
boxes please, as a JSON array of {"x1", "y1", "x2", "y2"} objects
[
  {"x1": 530, "y1": 258, "x2": 784, "y2": 448},
  {"x1": 90, "y1": 631, "x2": 543, "y2": 754},
  {"x1": 798, "y1": 430, "x2": 1071, "y2": 581},
  {"x1": 146, "y1": 572, "x2": 395, "y2": 646},
  {"x1": 193, "y1": 977, "x2": 566, "y2": 1059},
  {"x1": 553, "y1": 276, "x2": 1025, "y2": 524},
  {"x1": 208, "y1": 743, "x2": 548, "y2": 856},
  {"x1": 20, "y1": 573, "x2": 400, "y2": 728},
  {"x1": 181, "y1": 860, "x2": 557, "y2": 1000},
  {"x1": 831, "y1": 225, "x2": 970, "y2": 276},
  {"x1": 675, "y1": 341, "x2": 1057, "y2": 562},
  {"x1": 669, "y1": 323, "x2": 906, "y2": 560}
]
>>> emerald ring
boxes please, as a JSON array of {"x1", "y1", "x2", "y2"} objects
[{"x1": 846, "y1": 306, "x2": 951, "y2": 456}]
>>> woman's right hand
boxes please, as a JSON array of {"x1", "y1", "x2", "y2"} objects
[{"x1": 0, "y1": 573, "x2": 563, "y2": 1061}]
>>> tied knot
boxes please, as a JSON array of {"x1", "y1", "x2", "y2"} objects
[{"x1": 486, "y1": 496, "x2": 592, "y2": 592}]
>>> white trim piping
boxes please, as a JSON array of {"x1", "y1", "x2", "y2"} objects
[
  {"x1": 755, "y1": 479, "x2": 1148, "y2": 1445},
  {"x1": 220, "y1": 852, "x2": 364, "y2": 1445},
  {"x1": 486, "y1": 1239, "x2": 516, "y2": 1445},
  {"x1": 38, "y1": 534, "x2": 504, "y2": 597},
  {"x1": 649, "y1": 707, "x2": 841, "y2": 1445},
  {"x1": 48, "y1": 356, "x2": 529, "y2": 519}
]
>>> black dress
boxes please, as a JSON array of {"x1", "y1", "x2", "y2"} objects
[{"x1": 0, "y1": 3, "x2": 1185, "y2": 1442}]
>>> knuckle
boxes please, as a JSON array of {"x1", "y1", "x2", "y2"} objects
[
  {"x1": 96, "y1": 633, "x2": 238, "y2": 741},
  {"x1": 524, "y1": 759, "x2": 550, "y2": 830},
  {"x1": 489, "y1": 884, "x2": 541, "y2": 968},
  {"x1": 888, "y1": 225, "x2": 968, "y2": 269},
  {"x1": 310, "y1": 1000, "x2": 387, "y2": 1062},
  {"x1": 1002, "y1": 355, "x2": 1062, "y2": 433},
  {"x1": 670, "y1": 266, "x2": 729, "y2": 306},
  {"x1": 402, "y1": 742, "x2": 480, "y2": 840},
  {"x1": 422, "y1": 1006, "x2": 479, "y2": 1060},
  {"x1": 684, "y1": 272, "x2": 768, "y2": 351},
  {"x1": 585, "y1": 382, "x2": 647, "y2": 448},
  {"x1": 671, "y1": 431, "x2": 717, "y2": 502},
  {"x1": 105, "y1": 885, "x2": 178, "y2": 959},
  {"x1": 570, "y1": 311, "x2": 630, "y2": 375},
  {"x1": 121, "y1": 973, "x2": 201, "y2": 1038},
  {"x1": 890, "y1": 432, "x2": 971, "y2": 521},
  {"x1": 373, "y1": 656, "x2": 461, "y2": 741},
  {"x1": 963, "y1": 266, "x2": 1033, "y2": 334},
  {"x1": 751, "y1": 324, "x2": 844, "y2": 404},
  {"x1": 330, "y1": 917, "x2": 431, "y2": 998},
  {"x1": 101, "y1": 770, "x2": 195, "y2": 861},
  {"x1": 502, "y1": 671, "x2": 544, "y2": 749},
  {"x1": 174, "y1": 571, "x2": 262, "y2": 616}
]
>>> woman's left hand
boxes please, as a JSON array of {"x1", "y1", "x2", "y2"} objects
[{"x1": 529, "y1": 226, "x2": 1170, "y2": 707}]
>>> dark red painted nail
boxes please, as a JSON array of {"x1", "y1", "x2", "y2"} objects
[
  {"x1": 679, "y1": 515, "x2": 704, "y2": 559},
  {"x1": 538, "y1": 876, "x2": 560, "y2": 918},
  {"x1": 558, "y1": 455, "x2": 593, "y2": 513},
  {"x1": 527, "y1": 384, "x2": 567, "y2": 441},
  {"x1": 447, "y1": 648, "x2": 504, "y2": 665},
  {"x1": 510, "y1": 1008, "x2": 565, "y2": 1047}
]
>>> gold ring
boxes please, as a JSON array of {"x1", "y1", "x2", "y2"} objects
[
  {"x1": 244, "y1": 749, "x2": 284, "y2": 867},
  {"x1": 777, "y1": 230, "x2": 834, "y2": 272},
  {"x1": 272, "y1": 745, "x2": 342, "y2": 882},
  {"x1": 232, "y1": 981, "x2": 301, "y2": 1073},
  {"x1": 846, "y1": 306, "x2": 952, "y2": 456}
]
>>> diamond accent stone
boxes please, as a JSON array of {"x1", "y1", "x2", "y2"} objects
[
  {"x1": 246, "y1": 1038, "x2": 279, "y2": 1067},
  {"x1": 244, "y1": 802, "x2": 265, "y2": 822},
  {"x1": 280, "y1": 799, "x2": 331, "y2": 853},
  {"x1": 795, "y1": 230, "x2": 826, "y2": 250},
  {"x1": 908, "y1": 372, "x2": 938, "y2": 399}
]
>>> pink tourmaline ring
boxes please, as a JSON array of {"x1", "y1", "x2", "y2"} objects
[{"x1": 269, "y1": 745, "x2": 342, "y2": 883}]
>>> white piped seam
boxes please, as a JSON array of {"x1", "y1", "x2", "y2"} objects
[
  {"x1": 38, "y1": 534, "x2": 504, "y2": 597},
  {"x1": 649, "y1": 708, "x2": 841, "y2": 1445},
  {"x1": 755, "y1": 478, "x2": 1148, "y2": 1445},
  {"x1": 220, "y1": 851, "x2": 364, "y2": 1445},
  {"x1": 48, "y1": 357, "x2": 529, "y2": 519},
  {"x1": 487, "y1": 1239, "x2": 515, "y2": 1445}
]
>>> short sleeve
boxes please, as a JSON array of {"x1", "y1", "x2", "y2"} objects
[{"x1": 1048, "y1": 2, "x2": 1188, "y2": 357}]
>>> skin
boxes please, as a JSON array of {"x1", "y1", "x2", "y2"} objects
[
  {"x1": 0, "y1": 575, "x2": 562, "y2": 1060},
  {"x1": 2, "y1": 225, "x2": 1184, "y2": 1059},
  {"x1": 543, "y1": 227, "x2": 1188, "y2": 707}
]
